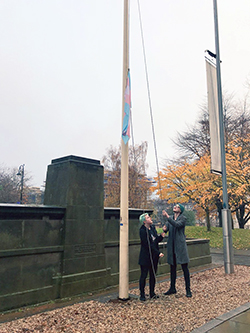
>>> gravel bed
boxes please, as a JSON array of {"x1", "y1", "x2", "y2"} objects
[{"x1": 0, "y1": 265, "x2": 249, "y2": 332}]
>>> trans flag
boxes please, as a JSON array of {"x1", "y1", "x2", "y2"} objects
[{"x1": 122, "y1": 70, "x2": 131, "y2": 144}]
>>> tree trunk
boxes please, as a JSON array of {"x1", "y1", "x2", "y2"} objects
[
  {"x1": 205, "y1": 206, "x2": 211, "y2": 231},
  {"x1": 239, "y1": 221, "x2": 245, "y2": 229},
  {"x1": 230, "y1": 211, "x2": 234, "y2": 230},
  {"x1": 215, "y1": 198, "x2": 223, "y2": 227},
  {"x1": 236, "y1": 204, "x2": 246, "y2": 229}
]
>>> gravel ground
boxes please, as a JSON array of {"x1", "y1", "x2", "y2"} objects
[{"x1": 0, "y1": 265, "x2": 250, "y2": 333}]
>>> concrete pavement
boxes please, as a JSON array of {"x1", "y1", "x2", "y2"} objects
[
  {"x1": 210, "y1": 248, "x2": 250, "y2": 267},
  {"x1": 190, "y1": 248, "x2": 250, "y2": 332},
  {"x1": 190, "y1": 303, "x2": 250, "y2": 333}
]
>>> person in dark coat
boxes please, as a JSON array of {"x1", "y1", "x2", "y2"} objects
[
  {"x1": 138, "y1": 213, "x2": 165, "y2": 301},
  {"x1": 162, "y1": 204, "x2": 192, "y2": 297}
]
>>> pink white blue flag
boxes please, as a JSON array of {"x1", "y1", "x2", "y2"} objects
[{"x1": 122, "y1": 70, "x2": 131, "y2": 144}]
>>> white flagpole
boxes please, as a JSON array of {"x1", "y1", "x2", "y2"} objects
[{"x1": 119, "y1": 0, "x2": 130, "y2": 300}]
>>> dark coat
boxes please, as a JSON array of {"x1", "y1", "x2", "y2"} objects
[
  {"x1": 138, "y1": 224, "x2": 163, "y2": 267},
  {"x1": 164, "y1": 213, "x2": 189, "y2": 265}
]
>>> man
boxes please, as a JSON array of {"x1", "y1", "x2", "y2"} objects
[
  {"x1": 138, "y1": 213, "x2": 164, "y2": 301},
  {"x1": 162, "y1": 204, "x2": 192, "y2": 298}
]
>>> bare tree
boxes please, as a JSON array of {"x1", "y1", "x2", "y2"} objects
[
  {"x1": 173, "y1": 105, "x2": 210, "y2": 160},
  {"x1": 102, "y1": 142, "x2": 152, "y2": 208},
  {"x1": 172, "y1": 93, "x2": 249, "y2": 160},
  {"x1": 0, "y1": 165, "x2": 32, "y2": 203}
]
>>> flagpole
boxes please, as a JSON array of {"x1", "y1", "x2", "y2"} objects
[
  {"x1": 119, "y1": 0, "x2": 130, "y2": 300},
  {"x1": 213, "y1": 0, "x2": 234, "y2": 274}
]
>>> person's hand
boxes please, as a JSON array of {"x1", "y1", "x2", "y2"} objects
[
  {"x1": 161, "y1": 232, "x2": 165, "y2": 237},
  {"x1": 162, "y1": 210, "x2": 169, "y2": 218},
  {"x1": 159, "y1": 253, "x2": 164, "y2": 258}
]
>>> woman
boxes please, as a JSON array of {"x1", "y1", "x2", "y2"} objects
[
  {"x1": 138, "y1": 213, "x2": 164, "y2": 301},
  {"x1": 162, "y1": 204, "x2": 192, "y2": 297}
]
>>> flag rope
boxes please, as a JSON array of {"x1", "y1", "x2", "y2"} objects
[
  {"x1": 136, "y1": 0, "x2": 167, "y2": 299},
  {"x1": 136, "y1": 0, "x2": 163, "y2": 200}
]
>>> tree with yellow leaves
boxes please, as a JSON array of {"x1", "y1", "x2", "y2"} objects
[
  {"x1": 156, "y1": 155, "x2": 219, "y2": 231},
  {"x1": 165, "y1": 98, "x2": 250, "y2": 229},
  {"x1": 226, "y1": 136, "x2": 250, "y2": 228},
  {"x1": 156, "y1": 134, "x2": 250, "y2": 229}
]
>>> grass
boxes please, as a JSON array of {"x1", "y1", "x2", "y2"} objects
[
  {"x1": 157, "y1": 225, "x2": 250, "y2": 250},
  {"x1": 185, "y1": 226, "x2": 250, "y2": 250}
]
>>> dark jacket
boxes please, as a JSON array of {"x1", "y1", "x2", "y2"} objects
[
  {"x1": 138, "y1": 224, "x2": 163, "y2": 267},
  {"x1": 164, "y1": 213, "x2": 190, "y2": 265}
]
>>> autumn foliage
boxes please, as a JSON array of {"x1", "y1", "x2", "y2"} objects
[{"x1": 155, "y1": 133, "x2": 250, "y2": 229}]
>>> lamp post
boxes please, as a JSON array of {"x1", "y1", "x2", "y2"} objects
[
  {"x1": 213, "y1": 0, "x2": 234, "y2": 274},
  {"x1": 17, "y1": 164, "x2": 25, "y2": 204}
]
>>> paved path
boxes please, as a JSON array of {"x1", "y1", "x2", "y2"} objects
[
  {"x1": 210, "y1": 248, "x2": 250, "y2": 266},
  {"x1": 191, "y1": 303, "x2": 250, "y2": 333},
  {"x1": 191, "y1": 248, "x2": 250, "y2": 332}
]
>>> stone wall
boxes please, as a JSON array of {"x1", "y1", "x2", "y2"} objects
[
  {"x1": 0, "y1": 155, "x2": 211, "y2": 312},
  {"x1": 0, "y1": 204, "x2": 65, "y2": 312}
]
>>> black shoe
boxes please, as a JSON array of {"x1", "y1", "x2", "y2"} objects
[
  {"x1": 140, "y1": 296, "x2": 146, "y2": 301},
  {"x1": 150, "y1": 294, "x2": 159, "y2": 299},
  {"x1": 164, "y1": 288, "x2": 177, "y2": 296},
  {"x1": 186, "y1": 289, "x2": 192, "y2": 298}
]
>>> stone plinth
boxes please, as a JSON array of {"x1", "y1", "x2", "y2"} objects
[{"x1": 44, "y1": 155, "x2": 109, "y2": 297}]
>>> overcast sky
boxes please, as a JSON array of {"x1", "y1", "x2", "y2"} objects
[{"x1": 1, "y1": 0, "x2": 250, "y2": 187}]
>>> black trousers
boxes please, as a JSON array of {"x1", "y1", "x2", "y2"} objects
[
  {"x1": 170, "y1": 253, "x2": 190, "y2": 290},
  {"x1": 139, "y1": 260, "x2": 158, "y2": 297}
]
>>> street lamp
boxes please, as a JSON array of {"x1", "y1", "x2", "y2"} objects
[{"x1": 17, "y1": 164, "x2": 25, "y2": 204}]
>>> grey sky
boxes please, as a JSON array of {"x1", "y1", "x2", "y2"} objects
[{"x1": 0, "y1": 0, "x2": 250, "y2": 187}]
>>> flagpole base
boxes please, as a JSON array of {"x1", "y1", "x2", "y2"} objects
[{"x1": 118, "y1": 296, "x2": 130, "y2": 301}]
